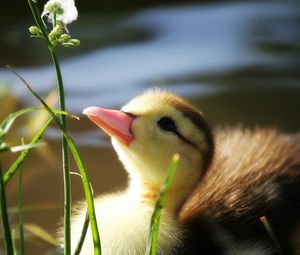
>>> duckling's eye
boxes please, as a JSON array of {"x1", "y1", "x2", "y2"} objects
[{"x1": 157, "y1": 117, "x2": 177, "y2": 133}]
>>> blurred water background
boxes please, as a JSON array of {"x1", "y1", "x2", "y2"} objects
[{"x1": 0, "y1": 0, "x2": 300, "y2": 254}]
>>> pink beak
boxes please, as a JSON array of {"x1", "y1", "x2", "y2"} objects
[{"x1": 83, "y1": 107, "x2": 135, "y2": 145}]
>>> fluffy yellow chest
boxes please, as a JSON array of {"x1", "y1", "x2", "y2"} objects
[{"x1": 70, "y1": 191, "x2": 183, "y2": 255}]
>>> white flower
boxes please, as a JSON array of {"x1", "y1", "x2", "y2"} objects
[{"x1": 42, "y1": 0, "x2": 78, "y2": 25}]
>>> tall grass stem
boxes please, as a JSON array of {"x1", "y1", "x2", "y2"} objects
[
  {"x1": 0, "y1": 162, "x2": 15, "y2": 255},
  {"x1": 26, "y1": 0, "x2": 72, "y2": 252},
  {"x1": 50, "y1": 44, "x2": 72, "y2": 255},
  {"x1": 12, "y1": 69, "x2": 102, "y2": 254},
  {"x1": 18, "y1": 164, "x2": 25, "y2": 255}
]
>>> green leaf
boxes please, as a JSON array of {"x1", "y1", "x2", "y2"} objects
[
  {"x1": 0, "y1": 105, "x2": 76, "y2": 143},
  {"x1": 146, "y1": 153, "x2": 180, "y2": 255},
  {"x1": 0, "y1": 107, "x2": 40, "y2": 141},
  {"x1": 2, "y1": 106, "x2": 77, "y2": 184},
  {"x1": 9, "y1": 142, "x2": 45, "y2": 153},
  {"x1": 3, "y1": 117, "x2": 53, "y2": 185}
]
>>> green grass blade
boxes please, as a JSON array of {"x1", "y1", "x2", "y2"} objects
[
  {"x1": 146, "y1": 153, "x2": 180, "y2": 255},
  {"x1": 8, "y1": 142, "x2": 45, "y2": 153},
  {"x1": 2, "y1": 105, "x2": 75, "y2": 184},
  {"x1": 65, "y1": 130, "x2": 101, "y2": 255},
  {"x1": 0, "y1": 105, "x2": 71, "y2": 154},
  {"x1": 0, "y1": 105, "x2": 71, "y2": 140},
  {"x1": 0, "y1": 142, "x2": 43, "y2": 154},
  {"x1": 0, "y1": 107, "x2": 40, "y2": 141},
  {"x1": 3, "y1": 117, "x2": 53, "y2": 185},
  {"x1": 18, "y1": 164, "x2": 25, "y2": 255},
  {"x1": 0, "y1": 162, "x2": 15, "y2": 255},
  {"x1": 10, "y1": 66, "x2": 102, "y2": 254},
  {"x1": 74, "y1": 211, "x2": 90, "y2": 255}
]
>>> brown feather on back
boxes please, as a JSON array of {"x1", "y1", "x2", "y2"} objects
[{"x1": 179, "y1": 127, "x2": 300, "y2": 223}]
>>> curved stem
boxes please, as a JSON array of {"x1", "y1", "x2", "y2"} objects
[
  {"x1": 19, "y1": 72, "x2": 102, "y2": 254},
  {"x1": 74, "y1": 211, "x2": 90, "y2": 255}
]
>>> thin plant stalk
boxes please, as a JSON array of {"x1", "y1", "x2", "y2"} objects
[
  {"x1": 26, "y1": 0, "x2": 72, "y2": 253},
  {"x1": 50, "y1": 49, "x2": 72, "y2": 255},
  {"x1": 18, "y1": 164, "x2": 25, "y2": 255},
  {"x1": 74, "y1": 211, "x2": 90, "y2": 255},
  {"x1": 0, "y1": 162, "x2": 15, "y2": 255},
  {"x1": 12, "y1": 69, "x2": 101, "y2": 254},
  {"x1": 146, "y1": 153, "x2": 180, "y2": 255}
]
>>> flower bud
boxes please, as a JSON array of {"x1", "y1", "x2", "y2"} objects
[
  {"x1": 59, "y1": 34, "x2": 71, "y2": 43},
  {"x1": 29, "y1": 26, "x2": 42, "y2": 36},
  {"x1": 49, "y1": 25, "x2": 63, "y2": 43},
  {"x1": 63, "y1": 38, "x2": 80, "y2": 48}
]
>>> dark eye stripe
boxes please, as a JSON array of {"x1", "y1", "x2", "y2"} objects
[{"x1": 157, "y1": 116, "x2": 199, "y2": 149}]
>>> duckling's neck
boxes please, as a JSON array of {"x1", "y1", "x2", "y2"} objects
[{"x1": 127, "y1": 174, "x2": 190, "y2": 214}]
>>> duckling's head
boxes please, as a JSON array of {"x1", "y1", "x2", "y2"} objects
[{"x1": 83, "y1": 90, "x2": 213, "y2": 208}]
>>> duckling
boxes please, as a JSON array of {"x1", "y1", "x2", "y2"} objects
[{"x1": 69, "y1": 90, "x2": 300, "y2": 255}]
